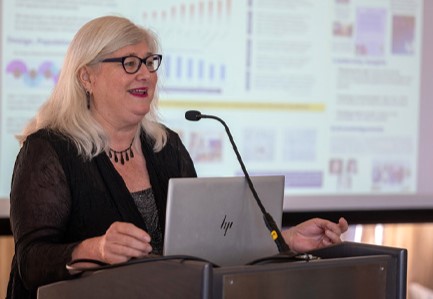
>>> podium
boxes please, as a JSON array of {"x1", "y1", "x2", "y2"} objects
[{"x1": 37, "y1": 242, "x2": 407, "y2": 299}]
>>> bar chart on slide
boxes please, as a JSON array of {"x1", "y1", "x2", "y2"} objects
[
  {"x1": 141, "y1": 0, "x2": 233, "y2": 22},
  {"x1": 136, "y1": 0, "x2": 245, "y2": 99},
  {"x1": 161, "y1": 55, "x2": 226, "y2": 94}
]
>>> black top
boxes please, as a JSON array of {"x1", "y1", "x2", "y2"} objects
[{"x1": 6, "y1": 128, "x2": 197, "y2": 299}]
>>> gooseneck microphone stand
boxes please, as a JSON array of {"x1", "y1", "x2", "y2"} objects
[{"x1": 185, "y1": 110, "x2": 291, "y2": 254}]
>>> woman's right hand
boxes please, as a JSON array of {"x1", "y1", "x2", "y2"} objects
[{"x1": 72, "y1": 221, "x2": 153, "y2": 264}]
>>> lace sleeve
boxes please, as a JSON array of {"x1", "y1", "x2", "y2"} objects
[
  {"x1": 10, "y1": 136, "x2": 79, "y2": 290},
  {"x1": 170, "y1": 130, "x2": 197, "y2": 178}
]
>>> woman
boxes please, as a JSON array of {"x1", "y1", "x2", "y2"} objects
[{"x1": 7, "y1": 15, "x2": 348, "y2": 298}]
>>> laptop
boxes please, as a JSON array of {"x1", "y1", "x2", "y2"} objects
[{"x1": 163, "y1": 175, "x2": 285, "y2": 266}]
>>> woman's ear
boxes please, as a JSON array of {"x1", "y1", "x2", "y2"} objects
[{"x1": 78, "y1": 67, "x2": 92, "y2": 90}]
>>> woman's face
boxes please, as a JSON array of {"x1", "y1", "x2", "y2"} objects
[{"x1": 86, "y1": 41, "x2": 158, "y2": 131}]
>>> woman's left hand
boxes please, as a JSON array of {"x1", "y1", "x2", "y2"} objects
[{"x1": 282, "y1": 217, "x2": 349, "y2": 254}]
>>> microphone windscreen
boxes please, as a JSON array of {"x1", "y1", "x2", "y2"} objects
[{"x1": 185, "y1": 110, "x2": 202, "y2": 121}]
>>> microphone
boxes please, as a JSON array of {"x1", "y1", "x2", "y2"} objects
[{"x1": 185, "y1": 110, "x2": 291, "y2": 254}]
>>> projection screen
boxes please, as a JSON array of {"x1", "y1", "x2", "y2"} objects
[{"x1": 1, "y1": 0, "x2": 433, "y2": 222}]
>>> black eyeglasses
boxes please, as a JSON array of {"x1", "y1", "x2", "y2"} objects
[{"x1": 101, "y1": 54, "x2": 163, "y2": 74}]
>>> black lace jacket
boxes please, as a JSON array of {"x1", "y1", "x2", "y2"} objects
[{"x1": 6, "y1": 128, "x2": 197, "y2": 298}]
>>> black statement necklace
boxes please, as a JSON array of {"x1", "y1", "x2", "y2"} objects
[{"x1": 108, "y1": 137, "x2": 135, "y2": 165}]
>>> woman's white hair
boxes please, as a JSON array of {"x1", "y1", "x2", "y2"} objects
[{"x1": 18, "y1": 15, "x2": 167, "y2": 158}]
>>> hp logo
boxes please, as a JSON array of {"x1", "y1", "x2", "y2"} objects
[{"x1": 220, "y1": 215, "x2": 233, "y2": 236}]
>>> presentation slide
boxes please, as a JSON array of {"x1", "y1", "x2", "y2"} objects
[{"x1": 1, "y1": 0, "x2": 433, "y2": 217}]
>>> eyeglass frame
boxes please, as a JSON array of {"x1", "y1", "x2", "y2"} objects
[{"x1": 100, "y1": 54, "x2": 163, "y2": 74}]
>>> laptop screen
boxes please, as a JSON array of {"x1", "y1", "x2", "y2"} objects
[{"x1": 163, "y1": 175, "x2": 285, "y2": 266}]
